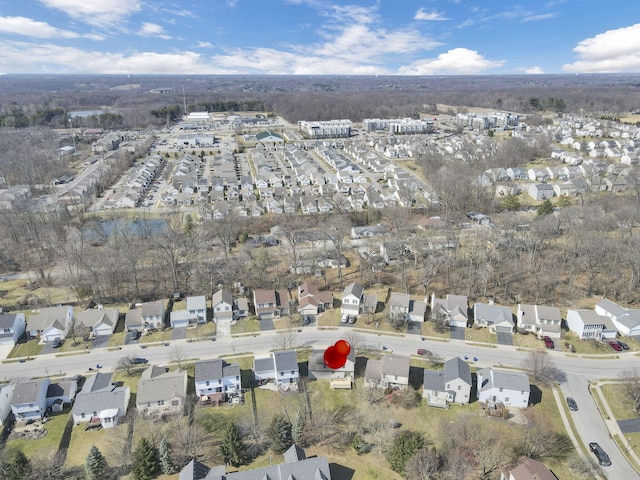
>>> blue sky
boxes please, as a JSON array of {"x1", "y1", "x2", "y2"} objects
[{"x1": 0, "y1": 0, "x2": 639, "y2": 75}]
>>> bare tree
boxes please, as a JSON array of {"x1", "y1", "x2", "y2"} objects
[
  {"x1": 621, "y1": 369, "x2": 640, "y2": 415},
  {"x1": 361, "y1": 386, "x2": 386, "y2": 406},
  {"x1": 404, "y1": 447, "x2": 441, "y2": 480},
  {"x1": 170, "y1": 346, "x2": 186, "y2": 369},
  {"x1": 323, "y1": 216, "x2": 352, "y2": 285},
  {"x1": 524, "y1": 349, "x2": 564, "y2": 386},
  {"x1": 515, "y1": 410, "x2": 573, "y2": 461},
  {"x1": 115, "y1": 354, "x2": 137, "y2": 376}
]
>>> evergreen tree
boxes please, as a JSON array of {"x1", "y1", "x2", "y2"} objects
[
  {"x1": 268, "y1": 415, "x2": 293, "y2": 454},
  {"x1": 386, "y1": 431, "x2": 425, "y2": 474},
  {"x1": 0, "y1": 450, "x2": 30, "y2": 480},
  {"x1": 291, "y1": 409, "x2": 306, "y2": 446},
  {"x1": 537, "y1": 199, "x2": 554, "y2": 216},
  {"x1": 158, "y1": 437, "x2": 176, "y2": 475},
  {"x1": 85, "y1": 445, "x2": 107, "y2": 480},
  {"x1": 132, "y1": 438, "x2": 160, "y2": 480},
  {"x1": 220, "y1": 423, "x2": 248, "y2": 467}
]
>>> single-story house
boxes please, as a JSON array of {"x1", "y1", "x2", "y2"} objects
[
  {"x1": 46, "y1": 377, "x2": 78, "y2": 412},
  {"x1": 27, "y1": 305, "x2": 74, "y2": 342},
  {"x1": 595, "y1": 298, "x2": 640, "y2": 337},
  {"x1": 136, "y1": 366, "x2": 187, "y2": 416},
  {"x1": 74, "y1": 307, "x2": 119, "y2": 337},
  {"x1": 430, "y1": 294, "x2": 468, "y2": 328},
  {"x1": 473, "y1": 302, "x2": 514, "y2": 333},
  {"x1": 477, "y1": 367, "x2": 530, "y2": 408}
]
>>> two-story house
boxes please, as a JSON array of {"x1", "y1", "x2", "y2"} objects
[
  {"x1": 516, "y1": 304, "x2": 562, "y2": 339},
  {"x1": 74, "y1": 307, "x2": 119, "y2": 338},
  {"x1": 10, "y1": 378, "x2": 50, "y2": 421},
  {"x1": 273, "y1": 350, "x2": 299, "y2": 390},
  {"x1": 566, "y1": 309, "x2": 618, "y2": 340},
  {"x1": 389, "y1": 293, "x2": 411, "y2": 322},
  {"x1": 364, "y1": 354, "x2": 410, "y2": 390},
  {"x1": 297, "y1": 281, "x2": 333, "y2": 320},
  {"x1": 477, "y1": 367, "x2": 530, "y2": 408},
  {"x1": 430, "y1": 293, "x2": 468, "y2": 328},
  {"x1": 423, "y1": 356, "x2": 472, "y2": 407},
  {"x1": 186, "y1": 295, "x2": 208, "y2": 324},
  {"x1": 253, "y1": 289, "x2": 290, "y2": 321},
  {"x1": 194, "y1": 359, "x2": 241, "y2": 405},
  {"x1": 341, "y1": 282, "x2": 364, "y2": 317},
  {"x1": 595, "y1": 298, "x2": 640, "y2": 337},
  {"x1": 141, "y1": 300, "x2": 165, "y2": 330},
  {"x1": 0, "y1": 313, "x2": 26, "y2": 345},
  {"x1": 212, "y1": 289, "x2": 234, "y2": 322}
]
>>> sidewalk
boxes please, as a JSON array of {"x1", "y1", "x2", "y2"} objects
[{"x1": 592, "y1": 381, "x2": 640, "y2": 473}]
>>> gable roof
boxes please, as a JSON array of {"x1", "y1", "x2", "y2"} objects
[
  {"x1": 443, "y1": 357, "x2": 471, "y2": 384},
  {"x1": 254, "y1": 356, "x2": 275, "y2": 374},
  {"x1": 72, "y1": 385, "x2": 128, "y2": 416},
  {"x1": 342, "y1": 282, "x2": 363, "y2": 299},
  {"x1": 274, "y1": 350, "x2": 298, "y2": 371},
  {"x1": 0, "y1": 313, "x2": 20, "y2": 329},
  {"x1": 141, "y1": 300, "x2": 164, "y2": 317},
  {"x1": 137, "y1": 368, "x2": 187, "y2": 405},
  {"x1": 505, "y1": 456, "x2": 557, "y2": 480},
  {"x1": 478, "y1": 367, "x2": 530, "y2": 393},
  {"x1": 27, "y1": 306, "x2": 72, "y2": 332},
  {"x1": 211, "y1": 289, "x2": 233, "y2": 307},
  {"x1": 195, "y1": 359, "x2": 240, "y2": 383},
  {"x1": 75, "y1": 308, "x2": 119, "y2": 329},
  {"x1": 187, "y1": 295, "x2": 207, "y2": 311},
  {"x1": 381, "y1": 355, "x2": 410, "y2": 378}
]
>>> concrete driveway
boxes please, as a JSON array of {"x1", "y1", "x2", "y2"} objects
[
  {"x1": 171, "y1": 327, "x2": 187, "y2": 340},
  {"x1": 496, "y1": 332, "x2": 513, "y2": 345},
  {"x1": 41, "y1": 341, "x2": 57, "y2": 355},
  {"x1": 618, "y1": 418, "x2": 640, "y2": 434},
  {"x1": 92, "y1": 335, "x2": 110, "y2": 348},
  {"x1": 407, "y1": 321, "x2": 422, "y2": 335},
  {"x1": 260, "y1": 318, "x2": 274, "y2": 331},
  {"x1": 450, "y1": 326, "x2": 466, "y2": 340}
]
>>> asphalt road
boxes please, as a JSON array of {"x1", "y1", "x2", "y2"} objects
[{"x1": 2, "y1": 328, "x2": 638, "y2": 479}]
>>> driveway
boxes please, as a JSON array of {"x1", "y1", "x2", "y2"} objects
[
  {"x1": 41, "y1": 341, "x2": 56, "y2": 355},
  {"x1": 496, "y1": 332, "x2": 513, "y2": 346},
  {"x1": 260, "y1": 318, "x2": 275, "y2": 331},
  {"x1": 618, "y1": 418, "x2": 640, "y2": 434},
  {"x1": 407, "y1": 321, "x2": 422, "y2": 335},
  {"x1": 450, "y1": 326, "x2": 466, "y2": 340},
  {"x1": 92, "y1": 336, "x2": 110, "y2": 348},
  {"x1": 171, "y1": 327, "x2": 187, "y2": 340}
]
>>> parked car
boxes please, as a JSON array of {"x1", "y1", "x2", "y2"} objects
[
  {"x1": 130, "y1": 357, "x2": 148, "y2": 365},
  {"x1": 348, "y1": 315, "x2": 356, "y2": 324},
  {"x1": 129, "y1": 329, "x2": 140, "y2": 341},
  {"x1": 589, "y1": 442, "x2": 611, "y2": 466},
  {"x1": 566, "y1": 397, "x2": 578, "y2": 411},
  {"x1": 617, "y1": 340, "x2": 630, "y2": 350},
  {"x1": 341, "y1": 314, "x2": 349, "y2": 323},
  {"x1": 609, "y1": 341, "x2": 623, "y2": 352},
  {"x1": 417, "y1": 348, "x2": 432, "y2": 356},
  {"x1": 543, "y1": 336, "x2": 554, "y2": 349},
  {"x1": 52, "y1": 337, "x2": 63, "y2": 348}
]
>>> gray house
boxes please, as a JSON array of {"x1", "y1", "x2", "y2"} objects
[
  {"x1": 423, "y1": 357, "x2": 472, "y2": 408},
  {"x1": 0, "y1": 313, "x2": 26, "y2": 345},
  {"x1": 474, "y1": 302, "x2": 514, "y2": 333},
  {"x1": 72, "y1": 372, "x2": 130, "y2": 428}
]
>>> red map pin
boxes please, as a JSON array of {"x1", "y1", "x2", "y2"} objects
[{"x1": 324, "y1": 340, "x2": 352, "y2": 369}]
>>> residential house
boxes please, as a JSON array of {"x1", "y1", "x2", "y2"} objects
[
  {"x1": 46, "y1": 377, "x2": 78, "y2": 412},
  {"x1": 350, "y1": 224, "x2": 388, "y2": 239},
  {"x1": 27, "y1": 305, "x2": 74, "y2": 342},
  {"x1": 74, "y1": 307, "x2": 119, "y2": 338},
  {"x1": 430, "y1": 294, "x2": 468, "y2": 328},
  {"x1": 477, "y1": 367, "x2": 530, "y2": 408},
  {"x1": 124, "y1": 308, "x2": 144, "y2": 332},
  {"x1": 0, "y1": 313, "x2": 26, "y2": 345},
  {"x1": 423, "y1": 357, "x2": 473, "y2": 407},
  {"x1": 340, "y1": 282, "x2": 378, "y2": 317},
  {"x1": 595, "y1": 298, "x2": 640, "y2": 337},
  {"x1": 308, "y1": 348, "x2": 355, "y2": 382},
  {"x1": 474, "y1": 302, "x2": 514, "y2": 333},
  {"x1": 141, "y1": 300, "x2": 165, "y2": 330},
  {"x1": 297, "y1": 281, "x2": 333, "y2": 319},
  {"x1": 10, "y1": 378, "x2": 50, "y2": 420},
  {"x1": 566, "y1": 309, "x2": 619, "y2": 340},
  {"x1": 194, "y1": 359, "x2": 241, "y2": 405},
  {"x1": 212, "y1": 289, "x2": 234, "y2": 322},
  {"x1": 253, "y1": 289, "x2": 290, "y2": 321},
  {"x1": 186, "y1": 295, "x2": 208, "y2": 324},
  {"x1": 274, "y1": 350, "x2": 300, "y2": 390},
  {"x1": 0, "y1": 384, "x2": 14, "y2": 427},
  {"x1": 136, "y1": 366, "x2": 188, "y2": 416},
  {"x1": 178, "y1": 444, "x2": 332, "y2": 480},
  {"x1": 364, "y1": 354, "x2": 410, "y2": 390},
  {"x1": 516, "y1": 304, "x2": 562, "y2": 339},
  {"x1": 72, "y1": 372, "x2": 130, "y2": 428},
  {"x1": 389, "y1": 292, "x2": 427, "y2": 322},
  {"x1": 170, "y1": 310, "x2": 198, "y2": 328},
  {"x1": 500, "y1": 456, "x2": 557, "y2": 480},
  {"x1": 253, "y1": 355, "x2": 276, "y2": 385},
  {"x1": 528, "y1": 183, "x2": 555, "y2": 201}
]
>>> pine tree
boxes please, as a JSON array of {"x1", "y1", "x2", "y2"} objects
[
  {"x1": 291, "y1": 409, "x2": 306, "y2": 446},
  {"x1": 268, "y1": 415, "x2": 293, "y2": 454},
  {"x1": 1, "y1": 450, "x2": 30, "y2": 480},
  {"x1": 132, "y1": 438, "x2": 160, "y2": 480},
  {"x1": 386, "y1": 431, "x2": 425, "y2": 474},
  {"x1": 85, "y1": 445, "x2": 107, "y2": 480},
  {"x1": 220, "y1": 423, "x2": 247, "y2": 467},
  {"x1": 158, "y1": 437, "x2": 176, "y2": 475}
]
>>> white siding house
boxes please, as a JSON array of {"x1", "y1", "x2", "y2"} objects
[
  {"x1": 566, "y1": 309, "x2": 618, "y2": 340},
  {"x1": 477, "y1": 368, "x2": 530, "y2": 408}
]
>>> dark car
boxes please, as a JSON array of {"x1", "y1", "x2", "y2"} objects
[
  {"x1": 589, "y1": 442, "x2": 611, "y2": 466},
  {"x1": 348, "y1": 315, "x2": 356, "y2": 324},
  {"x1": 130, "y1": 357, "x2": 148, "y2": 365},
  {"x1": 129, "y1": 329, "x2": 140, "y2": 341},
  {"x1": 617, "y1": 340, "x2": 630, "y2": 350},
  {"x1": 543, "y1": 336, "x2": 554, "y2": 349},
  {"x1": 566, "y1": 397, "x2": 578, "y2": 411},
  {"x1": 609, "y1": 341, "x2": 622, "y2": 352},
  {"x1": 52, "y1": 337, "x2": 63, "y2": 348}
]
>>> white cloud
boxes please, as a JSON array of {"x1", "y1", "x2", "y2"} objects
[
  {"x1": 522, "y1": 13, "x2": 556, "y2": 22},
  {"x1": 397, "y1": 48, "x2": 505, "y2": 75},
  {"x1": 523, "y1": 66, "x2": 545, "y2": 74},
  {"x1": 196, "y1": 41, "x2": 214, "y2": 48},
  {"x1": 138, "y1": 22, "x2": 172, "y2": 40},
  {"x1": 414, "y1": 9, "x2": 449, "y2": 21},
  {"x1": 37, "y1": 0, "x2": 142, "y2": 27},
  {"x1": 563, "y1": 23, "x2": 640, "y2": 73},
  {"x1": 0, "y1": 15, "x2": 98, "y2": 39}
]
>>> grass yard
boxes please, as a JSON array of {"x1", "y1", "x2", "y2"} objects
[
  {"x1": 6, "y1": 411, "x2": 70, "y2": 459},
  {"x1": 64, "y1": 422, "x2": 130, "y2": 469},
  {"x1": 230, "y1": 317, "x2": 260, "y2": 334},
  {"x1": 466, "y1": 326, "x2": 496, "y2": 345},
  {"x1": 186, "y1": 321, "x2": 216, "y2": 339},
  {"x1": 601, "y1": 383, "x2": 637, "y2": 420},
  {"x1": 7, "y1": 339, "x2": 43, "y2": 358}
]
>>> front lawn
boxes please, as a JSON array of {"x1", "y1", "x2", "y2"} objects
[{"x1": 7, "y1": 339, "x2": 42, "y2": 359}]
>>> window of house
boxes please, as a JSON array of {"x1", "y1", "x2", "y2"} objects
[
  {"x1": 446, "y1": 384, "x2": 450, "y2": 389},
  {"x1": 458, "y1": 385, "x2": 461, "y2": 390},
  {"x1": 3, "y1": 328, "x2": 10, "y2": 333},
  {"x1": 291, "y1": 370, "x2": 295, "y2": 375},
  {"x1": 505, "y1": 397, "x2": 510, "y2": 402},
  {"x1": 172, "y1": 400, "x2": 179, "y2": 406},
  {"x1": 81, "y1": 413, "x2": 85, "y2": 419},
  {"x1": 158, "y1": 400, "x2": 164, "y2": 406},
  {"x1": 236, "y1": 375, "x2": 240, "y2": 380},
  {"x1": 205, "y1": 380, "x2": 209, "y2": 386},
  {"x1": 499, "y1": 388, "x2": 503, "y2": 392},
  {"x1": 93, "y1": 411, "x2": 97, "y2": 416},
  {"x1": 280, "y1": 372, "x2": 284, "y2": 376},
  {"x1": 395, "y1": 375, "x2": 398, "y2": 380}
]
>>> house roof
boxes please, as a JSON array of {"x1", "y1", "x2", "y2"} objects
[
  {"x1": 171, "y1": 310, "x2": 198, "y2": 322},
  {"x1": 137, "y1": 368, "x2": 187, "y2": 405},
  {"x1": 27, "y1": 306, "x2": 71, "y2": 332},
  {"x1": 187, "y1": 295, "x2": 207, "y2": 311},
  {"x1": 178, "y1": 459, "x2": 213, "y2": 480},
  {"x1": 0, "y1": 314, "x2": 19, "y2": 329},
  {"x1": 254, "y1": 356, "x2": 275, "y2": 374},
  {"x1": 11, "y1": 378, "x2": 49, "y2": 404},
  {"x1": 571, "y1": 310, "x2": 616, "y2": 329},
  {"x1": 423, "y1": 369, "x2": 445, "y2": 392},
  {"x1": 364, "y1": 358, "x2": 382, "y2": 382},
  {"x1": 596, "y1": 298, "x2": 627, "y2": 317},
  {"x1": 382, "y1": 355, "x2": 410, "y2": 378},
  {"x1": 211, "y1": 289, "x2": 233, "y2": 307},
  {"x1": 535, "y1": 305, "x2": 561, "y2": 323},
  {"x1": 342, "y1": 282, "x2": 364, "y2": 299},
  {"x1": 478, "y1": 368, "x2": 530, "y2": 393},
  {"x1": 444, "y1": 357, "x2": 471, "y2": 385},
  {"x1": 474, "y1": 303, "x2": 513, "y2": 325},
  {"x1": 125, "y1": 309, "x2": 143, "y2": 327},
  {"x1": 72, "y1": 386, "x2": 129, "y2": 416},
  {"x1": 273, "y1": 350, "x2": 298, "y2": 371},
  {"x1": 82, "y1": 372, "x2": 114, "y2": 393},
  {"x1": 46, "y1": 379, "x2": 76, "y2": 399},
  {"x1": 308, "y1": 349, "x2": 355, "y2": 373},
  {"x1": 195, "y1": 359, "x2": 240, "y2": 383},
  {"x1": 505, "y1": 456, "x2": 557, "y2": 480},
  {"x1": 362, "y1": 293, "x2": 377, "y2": 310},
  {"x1": 141, "y1": 300, "x2": 164, "y2": 318},
  {"x1": 75, "y1": 308, "x2": 119, "y2": 329},
  {"x1": 389, "y1": 293, "x2": 411, "y2": 309}
]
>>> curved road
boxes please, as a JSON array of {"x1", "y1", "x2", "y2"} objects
[{"x1": 2, "y1": 328, "x2": 637, "y2": 479}]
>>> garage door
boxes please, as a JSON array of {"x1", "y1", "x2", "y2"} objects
[{"x1": 496, "y1": 326, "x2": 513, "y2": 334}]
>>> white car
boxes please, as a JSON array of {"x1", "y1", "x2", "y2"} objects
[{"x1": 341, "y1": 314, "x2": 349, "y2": 323}]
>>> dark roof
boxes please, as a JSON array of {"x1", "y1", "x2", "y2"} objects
[
  {"x1": 273, "y1": 350, "x2": 298, "y2": 371},
  {"x1": 423, "y1": 369, "x2": 445, "y2": 392},
  {"x1": 444, "y1": 357, "x2": 471, "y2": 385},
  {"x1": 179, "y1": 458, "x2": 211, "y2": 480},
  {"x1": 254, "y1": 356, "x2": 274, "y2": 373},
  {"x1": 0, "y1": 314, "x2": 18, "y2": 329}
]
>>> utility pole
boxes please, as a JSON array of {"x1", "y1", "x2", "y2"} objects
[{"x1": 68, "y1": 116, "x2": 76, "y2": 154}]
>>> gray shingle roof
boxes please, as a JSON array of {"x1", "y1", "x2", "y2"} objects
[
  {"x1": 0, "y1": 314, "x2": 18, "y2": 329},
  {"x1": 273, "y1": 350, "x2": 298, "y2": 371},
  {"x1": 72, "y1": 387, "x2": 128, "y2": 417},
  {"x1": 254, "y1": 357, "x2": 274, "y2": 374},
  {"x1": 443, "y1": 357, "x2": 471, "y2": 385},
  {"x1": 137, "y1": 368, "x2": 187, "y2": 405},
  {"x1": 478, "y1": 367, "x2": 530, "y2": 393},
  {"x1": 423, "y1": 369, "x2": 445, "y2": 392},
  {"x1": 342, "y1": 282, "x2": 363, "y2": 299},
  {"x1": 382, "y1": 355, "x2": 410, "y2": 378}
]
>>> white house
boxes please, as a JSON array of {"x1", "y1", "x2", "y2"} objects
[
  {"x1": 74, "y1": 307, "x2": 119, "y2": 337},
  {"x1": 595, "y1": 298, "x2": 640, "y2": 337},
  {"x1": 341, "y1": 282, "x2": 364, "y2": 317},
  {"x1": 186, "y1": 295, "x2": 208, "y2": 324},
  {"x1": 0, "y1": 384, "x2": 15, "y2": 427},
  {"x1": 212, "y1": 289, "x2": 234, "y2": 322},
  {"x1": 10, "y1": 378, "x2": 50, "y2": 420},
  {"x1": 423, "y1": 357, "x2": 472, "y2": 407},
  {"x1": 169, "y1": 310, "x2": 198, "y2": 328},
  {"x1": 473, "y1": 302, "x2": 514, "y2": 333},
  {"x1": 253, "y1": 355, "x2": 276, "y2": 385},
  {"x1": 27, "y1": 306, "x2": 74, "y2": 342},
  {"x1": 0, "y1": 313, "x2": 26, "y2": 345},
  {"x1": 477, "y1": 367, "x2": 530, "y2": 408},
  {"x1": 308, "y1": 348, "x2": 355, "y2": 381},
  {"x1": 194, "y1": 359, "x2": 241, "y2": 405},
  {"x1": 141, "y1": 300, "x2": 165, "y2": 329},
  {"x1": 364, "y1": 354, "x2": 410, "y2": 390},
  {"x1": 72, "y1": 372, "x2": 130, "y2": 428},
  {"x1": 516, "y1": 304, "x2": 562, "y2": 338},
  {"x1": 430, "y1": 294, "x2": 468, "y2": 327},
  {"x1": 274, "y1": 350, "x2": 299, "y2": 390},
  {"x1": 566, "y1": 309, "x2": 618, "y2": 340}
]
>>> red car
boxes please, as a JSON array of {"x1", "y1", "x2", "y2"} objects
[
  {"x1": 609, "y1": 341, "x2": 623, "y2": 352},
  {"x1": 543, "y1": 336, "x2": 554, "y2": 349},
  {"x1": 417, "y1": 349, "x2": 432, "y2": 356}
]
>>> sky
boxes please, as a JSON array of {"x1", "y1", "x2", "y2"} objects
[{"x1": 0, "y1": 0, "x2": 639, "y2": 75}]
